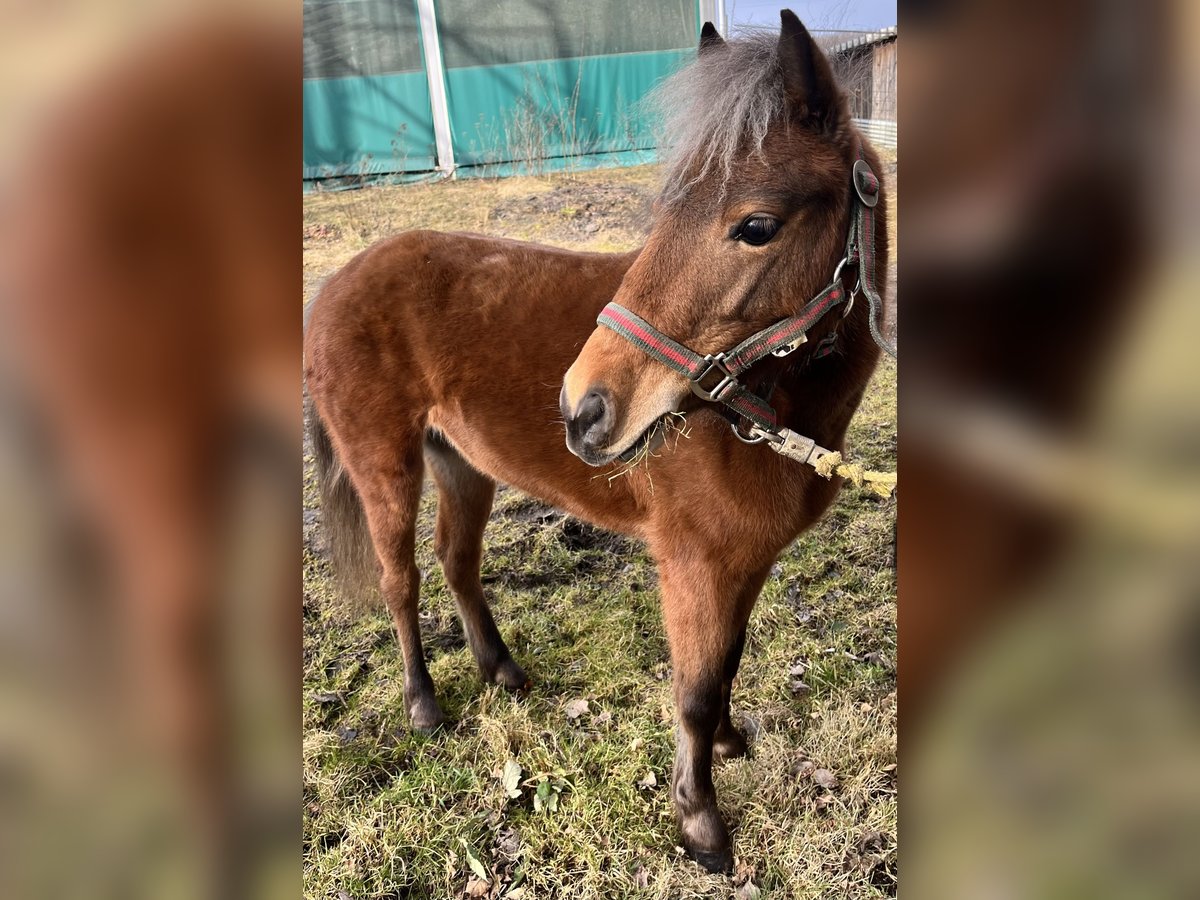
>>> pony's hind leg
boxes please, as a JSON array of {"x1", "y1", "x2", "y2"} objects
[
  {"x1": 425, "y1": 431, "x2": 529, "y2": 691},
  {"x1": 351, "y1": 431, "x2": 446, "y2": 731}
]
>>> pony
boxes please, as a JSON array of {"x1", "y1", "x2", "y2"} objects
[{"x1": 304, "y1": 11, "x2": 889, "y2": 872}]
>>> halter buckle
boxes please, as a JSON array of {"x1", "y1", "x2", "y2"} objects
[
  {"x1": 771, "y1": 332, "x2": 808, "y2": 357},
  {"x1": 690, "y1": 353, "x2": 737, "y2": 402}
]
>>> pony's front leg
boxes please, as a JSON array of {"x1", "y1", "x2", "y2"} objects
[
  {"x1": 658, "y1": 559, "x2": 770, "y2": 873},
  {"x1": 713, "y1": 626, "x2": 749, "y2": 761}
]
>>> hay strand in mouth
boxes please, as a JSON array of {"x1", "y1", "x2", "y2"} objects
[{"x1": 594, "y1": 412, "x2": 691, "y2": 491}]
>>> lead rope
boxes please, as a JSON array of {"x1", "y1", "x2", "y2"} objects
[{"x1": 760, "y1": 426, "x2": 897, "y2": 498}]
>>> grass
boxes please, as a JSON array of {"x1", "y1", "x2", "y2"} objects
[{"x1": 303, "y1": 160, "x2": 897, "y2": 899}]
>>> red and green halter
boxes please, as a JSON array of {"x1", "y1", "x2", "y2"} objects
[{"x1": 597, "y1": 148, "x2": 894, "y2": 444}]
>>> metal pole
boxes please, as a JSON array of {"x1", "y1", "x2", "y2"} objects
[{"x1": 416, "y1": 0, "x2": 455, "y2": 177}]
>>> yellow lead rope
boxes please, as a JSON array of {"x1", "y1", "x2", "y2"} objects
[
  {"x1": 762, "y1": 427, "x2": 897, "y2": 498},
  {"x1": 812, "y1": 451, "x2": 897, "y2": 498}
]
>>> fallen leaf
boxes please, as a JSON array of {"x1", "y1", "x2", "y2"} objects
[
  {"x1": 465, "y1": 877, "x2": 490, "y2": 897},
  {"x1": 790, "y1": 759, "x2": 816, "y2": 779},
  {"x1": 495, "y1": 827, "x2": 521, "y2": 859},
  {"x1": 564, "y1": 698, "x2": 590, "y2": 721},
  {"x1": 501, "y1": 759, "x2": 523, "y2": 799},
  {"x1": 788, "y1": 662, "x2": 807, "y2": 677},
  {"x1": 812, "y1": 768, "x2": 838, "y2": 790},
  {"x1": 630, "y1": 737, "x2": 644, "y2": 751},
  {"x1": 505, "y1": 888, "x2": 526, "y2": 899},
  {"x1": 594, "y1": 710, "x2": 613, "y2": 728},
  {"x1": 312, "y1": 691, "x2": 341, "y2": 705},
  {"x1": 856, "y1": 830, "x2": 887, "y2": 854},
  {"x1": 637, "y1": 770, "x2": 657, "y2": 790},
  {"x1": 632, "y1": 865, "x2": 649, "y2": 888},
  {"x1": 790, "y1": 679, "x2": 810, "y2": 694},
  {"x1": 459, "y1": 839, "x2": 489, "y2": 881},
  {"x1": 735, "y1": 881, "x2": 762, "y2": 900}
]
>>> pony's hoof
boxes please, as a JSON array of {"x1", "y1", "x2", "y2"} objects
[
  {"x1": 492, "y1": 657, "x2": 531, "y2": 692},
  {"x1": 713, "y1": 728, "x2": 749, "y2": 761},
  {"x1": 690, "y1": 845, "x2": 734, "y2": 874},
  {"x1": 408, "y1": 698, "x2": 448, "y2": 734}
]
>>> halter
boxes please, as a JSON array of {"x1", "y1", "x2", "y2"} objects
[{"x1": 596, "y1": 147, "x2": 895, "y2": 465}]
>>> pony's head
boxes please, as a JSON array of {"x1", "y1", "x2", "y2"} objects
[{"x1": 562, "y1": 11, "x2": 860, "y2": 466}]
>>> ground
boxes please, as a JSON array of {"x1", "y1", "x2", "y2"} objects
[{"x1": 303, "y1": 160, "x2": 897, "y2": 899}]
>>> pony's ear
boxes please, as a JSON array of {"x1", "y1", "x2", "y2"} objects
[
  {"x1": 777, "y1": 10, "x2": 842, "y2": 130},
  {"x1": 699, "y1": 22, "x2": 726, "y2": 56}
]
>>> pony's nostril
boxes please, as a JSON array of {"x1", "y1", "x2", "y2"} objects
[
  {"x1": 576, "y1": 390, "x2": 609, "y2": 435},
  {"x1": 563, "y1": 387, "x2": 613, "y2": 454}
]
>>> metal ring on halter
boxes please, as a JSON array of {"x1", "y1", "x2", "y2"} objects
[
  {"x1": 842, "y1": 278, "x2": 860, "y2": 317},
  {"x1": 831, "y1": 256, "x2": 851, "y2": 286},
  {"x1": 730, "y1": 419, "x2": 773, "y2": 445}
]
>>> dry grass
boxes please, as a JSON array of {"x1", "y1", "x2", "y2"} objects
[{"x1": 303, "y1": 161, "x2": 897, "y2": 899}]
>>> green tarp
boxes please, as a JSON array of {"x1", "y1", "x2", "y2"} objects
[{"x1": 303, "y1": 0, "x2": 699, "y2": 181}]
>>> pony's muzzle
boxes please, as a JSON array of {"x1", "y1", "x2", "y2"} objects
[{"x1": 561, "y1": 384, "x2": 614, "y2": 464}]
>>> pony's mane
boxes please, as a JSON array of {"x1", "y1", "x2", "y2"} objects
[{"x1": 650, "y1": 29, "x2": 851, "y2": 205}]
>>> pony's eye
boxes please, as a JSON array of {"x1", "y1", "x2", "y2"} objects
[{"x1": 736, "y1": 215, "x2": 780, "y2": 245}]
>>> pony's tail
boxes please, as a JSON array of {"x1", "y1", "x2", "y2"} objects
[{"x1": 306, "y1": 396, "x2": 379, "y2": 608}]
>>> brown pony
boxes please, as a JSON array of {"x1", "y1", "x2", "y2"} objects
[{"x1": 305, "y1": 12, "x2": 887, "y2": 872}]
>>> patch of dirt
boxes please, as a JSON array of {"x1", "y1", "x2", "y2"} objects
[
  {"x1": 490, "y1": 183, "x2": 653, "y2": 241},
  {"x1": 499, "y1": 496, "x2": 562, "y2": 524},
  {"x1": 303, "y1": 221, "x2": 343, "y2": 243},
  {"x1": 841, "y1": 830, "x2": 897, "y2": 896},
  {"x1": 557, "y1": 518, "x2": 629, "y2": 556}
]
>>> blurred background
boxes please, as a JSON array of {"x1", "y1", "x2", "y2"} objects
[
  {"x1": 0, "y1": 0, "x2": 1196, "y2": 898},
  {"x1": 900, "y1": 0, "x2": 1200, "y2": 896},
  {"x1": 0, "y1": 5, "x2": 301, "y2": 899}
]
